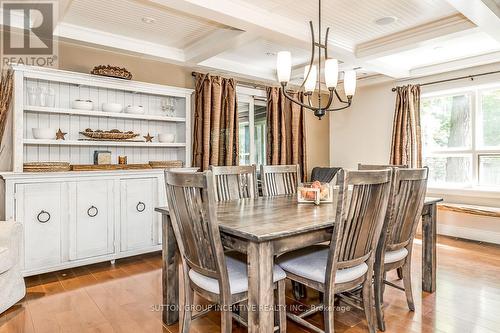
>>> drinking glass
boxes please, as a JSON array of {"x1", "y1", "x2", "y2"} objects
[{"x1": 27, "y1": 86, "x2": 38, "y2": 106}]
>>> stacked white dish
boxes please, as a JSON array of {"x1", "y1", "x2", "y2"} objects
[
  {"x1": 102, "y1": 103, "x2": 123, "y2": 113},
  {"x1": 158, "y1": 133, "x2": 175, "y2": 143},
  {"x1": 125, "y1": 105, "x2": 144, "y2": 114},
  {"x1": 32, "y1": 128, "x2": 56, "y2": 139}
]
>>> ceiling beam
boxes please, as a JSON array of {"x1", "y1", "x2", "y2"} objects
[
  {"x1": 184, "y1": 29, "x2": 258, "y2": 64},
  {"x1": 444, "y1": 0, "x2": 500, "y2": 42},
  {"x1": 409, "y1": 50, "x2": 500, "y2": 77},
  {"x1": 54, "y1": 23, "x2": 185, "y2": 64},
  {"x1": 355, "y1": 14, "x2": 476, "y2": 60}
]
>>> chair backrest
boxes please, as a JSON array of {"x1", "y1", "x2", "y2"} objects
[
  {"x1": 326, "y1": 169, "x2": 392, "y2": 287},
  {"x1": 165, "y1": 171, "x2": 230, "y2": 293},
  {"x1": 384, "y1": 168, "x2": 428, "y2": 252},
  {"x1": 260, "y1": 164, "x2": 299, "y2": 197},
  {"x1": 358, "y1": 163, "x2": 408, "y2": 170},
  {"x1": 209, "y1": 165, "x2": 258, "y2": 201},
  {"x1": 310, "y1": 167, "x2": 341, "y2": 183}
]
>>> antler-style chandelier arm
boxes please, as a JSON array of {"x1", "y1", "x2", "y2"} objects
[{"x1": 281, "y1": 83, "x2": 324, "y2": 111}]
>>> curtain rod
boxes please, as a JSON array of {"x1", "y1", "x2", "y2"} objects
[
  {"x1": 191, "y1": 71, "x2": 269, "y2": 90},
  {"x1": 391, "y1": 70, "x2": 500, "y2": 92}
]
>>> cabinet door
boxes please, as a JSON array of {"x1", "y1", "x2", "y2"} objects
[
  {"x1": 120, "y1": 178, "x2": 158, "y2": 251},
  {"x1": 16, "y1": 182, "x2": 66, "y2": 270},
  {"x1": 69, "y1": 180, "x2": 114, "y2": 260}
]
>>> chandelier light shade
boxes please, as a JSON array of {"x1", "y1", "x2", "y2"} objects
[
  {"x1": 324, "y1": 59, "x2": 338, "y2": 88},
  {"x1": 275, "y1": 0, "x2": 356, "y2": 119},
  {"x1": 304, "y1": 65, "x2": 317, "y2": 92},
  {"x1": 344, "y1": 70, "x2": 357, "y2": 96},
  {"x1": 276, "y1": 51, "x2": 292, "y2": 83}
]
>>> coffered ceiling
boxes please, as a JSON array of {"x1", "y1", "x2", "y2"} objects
[{"x1": 6, "y1": 0, "x2": 500, "y2": 85}]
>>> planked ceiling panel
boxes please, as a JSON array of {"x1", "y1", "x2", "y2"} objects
[
  {"x1": 63, "y1": 0, "x2": 228, "y2": 48},
  {"x1": 240, "y1": 0, "x2": 458, "y2": 48}
]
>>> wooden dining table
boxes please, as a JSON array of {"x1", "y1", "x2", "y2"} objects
[{"x1": 156, "y1": 195, "x2": 442, "y2": 332}]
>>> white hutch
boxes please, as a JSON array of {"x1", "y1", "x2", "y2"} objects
[{"x1": 0, "y1": 65, "x2": 193, "y2": 276}]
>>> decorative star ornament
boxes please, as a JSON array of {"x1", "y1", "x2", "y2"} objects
[
  {"x1": 56, "y1": 128, "x2": 67, "y2": 140},
  {"x1": 143, "y1": 132, "x2": 154, "y2": 142}
]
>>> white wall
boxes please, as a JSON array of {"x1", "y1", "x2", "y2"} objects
[{"x1": 329, "y1": 62, "x2": 500, "y2": 244}]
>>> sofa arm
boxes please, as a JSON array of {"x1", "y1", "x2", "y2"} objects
[{"x1": 0, "y1": 221, "x2": 23, "y2": 263}]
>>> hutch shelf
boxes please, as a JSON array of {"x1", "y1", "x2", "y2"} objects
[{"x1": 0, "y1": 65, "x2": 194, "y2": 275}]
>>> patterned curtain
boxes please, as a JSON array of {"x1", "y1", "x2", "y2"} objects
[
  {"x1": 266, "y1": 86, "x2": 307, "y2": 181},
  {"x1": 390, "y1": 84, "x2": 422, "y2": 168},
  {"x1": 192, "y1": 73, "x2": 239, "y2": 171},
  {"x1": 0, "y1": 70, "x2": 14, "y2": 145}
]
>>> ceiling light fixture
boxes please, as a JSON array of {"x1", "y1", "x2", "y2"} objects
[
  {"x1": 276, "y1": 0, "x2": 356, "y2": 119},
  {"x1": 375, "y1": 16, "x2": 398, "y2": 25},
  {"x1": 142, "y1": 17, "x2": 156, "y2": 24}
]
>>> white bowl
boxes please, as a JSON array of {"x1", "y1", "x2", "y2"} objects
[
  {"x1": 32, "y1": 128, "x2": 56, "y2": 139},
  {"x1": 72, "y1": 100, "x2": 93, "y2": 110},
  {"x1": 125, "y1": 105, "x2": 144, "y2": 114},
  {"x1": 102, "y1": 103, "x2": 122, "y2": 113},
  {"x1": 158, "y1": 133, "x2": 175, "y2": 143}
]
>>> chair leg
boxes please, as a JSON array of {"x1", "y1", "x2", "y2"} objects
[
  {"x1": 221, "y1": 304, "x2": 233, "y2": 333},
  {"x1": 362, "y1": 278, "x2": 376, "y2": 333},
  {"x1": 374, "y1": 265, "x2": 386, "y2": 331},
  {"x1": 323, "y1": 292, "x2": 335, "y2": 333},
  {"x1": 396, "y1": 267, "x2": 403, "y2": 280},
  {"x1": 277, "y1": 280, "x2": 287, "y2": 333},
  {"x1": 180, "y1": 285, "x2": 193, "y2": 333},
  {"x1": 292, "y1": 281, "x2": 307, "y2": 300},
  {"x1": 402, "y1": 261, "x2": 415, "y2": 311}
]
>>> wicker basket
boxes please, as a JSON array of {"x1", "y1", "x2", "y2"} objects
[
  {"x1": 24, "y1": 162, "x2": 71, "y2": 172},
  {"x1": 80, "y1": 130, "x2": 139, "y2": 140},
  {"x1": 149, "y1": 160, "x2": 184, "y2": 169}
]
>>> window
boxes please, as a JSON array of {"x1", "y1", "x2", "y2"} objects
[
  {"x1": 237, "y1": 92, "x2": 267, "y2": 166},
  {"x1": 421, "y1": 86, "x2": 500, "y2": 188}
]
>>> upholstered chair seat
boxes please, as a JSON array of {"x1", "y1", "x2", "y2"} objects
[
  {"x1": 384, "y1": 248, "x2": 409, "y2": 264},
  {"x1": 0, "y1": 247, "x2": 12, "y2": 274},
  {"x1": 189, "y1": 253, "x2": 286, "y2": 294},
  {"x1": 277, "y1": 245, "x2": 368, "y2": 284},
  {"x1": 0, "y1": 221, "x2": 26, "y2": 315}
]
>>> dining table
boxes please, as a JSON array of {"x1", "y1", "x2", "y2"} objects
[{"x1": 156, "y1": 195, "x2": 443, "y2": 333}]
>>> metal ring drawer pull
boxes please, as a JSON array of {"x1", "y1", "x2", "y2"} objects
[
  {"x1": 136, "y1": 202, "x2": 146, "y2": 212},
  {"x1": 87, "y1": 205, "x2": 98, "y2": 217},
  {"x1": 37, "y1": 210, "x2": 51, "y2": 223}
]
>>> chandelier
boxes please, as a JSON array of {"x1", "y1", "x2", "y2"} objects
[{"x1": 276, "y1": 0, "x2": 356, "y2": 119}]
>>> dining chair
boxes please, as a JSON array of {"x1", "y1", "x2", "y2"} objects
[
  {"x1": 310, "y1": 167, "x2": 341, "y2": 183},
  {"x1": 277, "y1": 169, "x2": 393, "y2": 333},
  {"x1": 358, "y1": 163, "x2": 408, "y2": 170},
  {"x1": 260, "y1": 164, "x2": 299, "y2": 197},
  {"x1": 165, "y1": 170, "x2": 287, "y2": 333},
  {"x1": 209, "y1": 165, "x2": 258, "y2": 201},
  {"x1": 372, "y1": 167, "x2": 428, "y2": 331}
]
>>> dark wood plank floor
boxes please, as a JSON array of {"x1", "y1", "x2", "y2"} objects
[{"x1": 1, "y1": 236, "x2": 500, "y2": 333}]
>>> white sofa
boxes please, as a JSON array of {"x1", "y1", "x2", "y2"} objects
[{"x1": 0, "y1": 221, "x2": 25, "y2": 314}]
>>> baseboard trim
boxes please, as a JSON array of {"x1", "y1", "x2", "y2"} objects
[{"x1": 437, "y1": 224, "x2": 500, "y2": 245}]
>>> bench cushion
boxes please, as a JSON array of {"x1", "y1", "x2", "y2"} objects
[
  {"x1": 384, "y1": 248, "x2": 408, "y2": 264},
  {"x1": 189, "y1": 253, "x2": 286, "y2": 295},
  {"x1": 277, "y1": 245, "x2": 368, "y2": 284},
  {"x1": 0, "y1": 247, "x2": 12, "y2": 274}
]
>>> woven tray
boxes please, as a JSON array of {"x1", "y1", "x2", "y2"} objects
[
  {"x1": 24, "y1": 162, "x2": 71, "y2": 172},
  {"x1": 71, "y1": 164, "x2": 152, "y2": 171},
  {"x1": 91, "y1": 65, "x2": 132, "y2": 80},
  {"x1": 149, "y1": 160, "x2": 184, "y2": 169},
  {"x1": 80, "y1": 130, "x2": 140, "y2": 140}
]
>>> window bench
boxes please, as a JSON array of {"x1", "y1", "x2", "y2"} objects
[{"x1": 438, "y1": 203, "x2": 500, "y2": 218}]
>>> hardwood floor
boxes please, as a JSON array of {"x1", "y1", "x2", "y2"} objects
[{"x1": 1, "y1": 236, "x2": 500, "y2": 333}]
